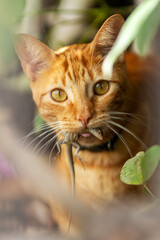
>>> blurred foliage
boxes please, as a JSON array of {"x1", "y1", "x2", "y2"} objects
[
  {"x1": 22, "y1": 2, "x2": 133, "y2": 44},
  {"x1": 121, "y1": 146, "x2": 160, "y2": 186},
  {"x1": 0, "y1": 0, "x2": 132, "y2": 81},
  {"x1": 135, "y1": 3, "x2": 160, "y2": 56},
  {"x1": 120, "y1": 145, "x2": 160, "y2": 198},
  {"x1": 102, "y1": 0, "x2": 160, "y2": 79},
  {"x1": 0, "y1": 0, "x2": 25, "y2": 64}
]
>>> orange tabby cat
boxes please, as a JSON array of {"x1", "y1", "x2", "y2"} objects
[{"x1": 15, "y1": 14, "x2": 159, "y2": 234}]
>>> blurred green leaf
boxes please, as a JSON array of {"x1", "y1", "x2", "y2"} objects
[
  {"x1": 135, "y1": 4, "x2": 160, "y2": 56},
  {"x1": 120, "y1": 151, "x2": 145, "y2": 185},
  {"x1": 102, "y1": 0, "x2": 160, "y2": 79},
  {"x1": 141, "y1": 145, "x2": 160, "y2": 182},
  {"x1": 120, "y1": 145, "x2": 160, "y2": 185}
]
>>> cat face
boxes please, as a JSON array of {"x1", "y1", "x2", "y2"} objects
[{"x1": 15, "y1": 14, "x2": 128, "y2": 147}]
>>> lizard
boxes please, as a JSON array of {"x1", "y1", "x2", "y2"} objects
[{"x1": 56, "y1": 128, "x2": 104, "y2": 234}]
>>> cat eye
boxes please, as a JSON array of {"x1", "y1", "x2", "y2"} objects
[
  {"x1": 94, "y1": 80, "x2": 109, "y2": 95},
  {"x1": 51, "y1": 89, "x2": 67, "y2": 102}
]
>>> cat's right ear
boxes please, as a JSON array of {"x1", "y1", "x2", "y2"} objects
[
  {"x1": 92, "y1": 14, "x2": 124, "y2": 59},
  {"x1": 14, "y1": 34, "x2": 54, "y2": 81}
]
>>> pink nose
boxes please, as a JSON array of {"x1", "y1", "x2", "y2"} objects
[{"x1": 77, "y1": 115, "x2": 91, "y2": 127}]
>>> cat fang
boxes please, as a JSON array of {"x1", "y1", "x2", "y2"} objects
[
  {"x1": 79, "y1": 127, "x2": 103, "y2": 140},
  {"x1": 79, "y1": 129, "x2": 119, "y2": 152}
]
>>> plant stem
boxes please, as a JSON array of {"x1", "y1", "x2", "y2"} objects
[{"x1": 143, "y1": 184, "x2": 156, "y2": 199}]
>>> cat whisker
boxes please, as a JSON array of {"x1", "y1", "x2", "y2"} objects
[
  {"x1": 42, "y1": 129, "x2": 64, "y2": 155},
  {"x1": 108, "y1": 120, "x2": 148, "y2": 150},
  {"x1": 61, "y1": 122, "x2": 79, "y2": 127},
  {"x1": 35, "y1": 130, "x2": 63, "y2": 156},
  {"x1": 20, "y1": 127, "x2": 53, "y2": 148},
  {"x1": 49, "y1": 131, "x2": 65, "y2": 166},
  {"x1": 18, "y1": 124, "x2": 50, "y2": 144},
  {"x1": 49, "y1": 140, "x2": 59, "y2": 167},
  {"x1": 25, "y1": 122, "x2": 61, "y2": 149},
  {"x1": 107, "y1": 124, "x2": 133, "y2": 157},
  {"x1": 18, "y1": 121, "x2": 61, "y2": 144},
  {"x1": 110, "y1": 115, "x2": 149, "y2": 129},
  {"x1": 108, "y1": 111, "x2": 144, "y2": 117},
  {"x1": 109, "y1": 116, "x2": 125, "y2": 121},
  {"x1": 25, "y1": 128, "x2": 55, "y2": 151},
  {"x1": 108, "y1": 111, "x2": 150, "y2": 124},
  {"x1": 97, "y1": 111, "x2": 149, "y2": 129},
  {"x1": 89, "y1": 117, "x2": 107, "y2": 129},
  {"x1": 40, "y1": 135, "x2": 57, "y2": 156},
  {"x1": 31, "y1": 127, "x2": 61, "y2": 154}
]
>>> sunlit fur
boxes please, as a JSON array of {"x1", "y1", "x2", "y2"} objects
[{"x1": 15, "y1": 14, "x2": 159, "y2": 234}]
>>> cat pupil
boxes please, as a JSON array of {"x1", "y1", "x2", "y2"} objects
[{"x1": 100, "y1": 84, "x2": 103, "y2": 89}]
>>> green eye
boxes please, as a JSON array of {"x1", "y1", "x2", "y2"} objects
[
  {"x1": 51, "y1": 89, "x2": 67, "y2": 102},
  {"x1": 94, "y1": 80, "x2": 109, "y2": 95}
]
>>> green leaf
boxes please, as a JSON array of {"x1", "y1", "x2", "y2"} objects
[
  {"x1": 102, "y1": 0, "x2": 160, "y2": 79},
  {"x1": 135, "y1": 4, "x2": 160, "y2": 56},
  {"x1": 120, "y1": 145, "x2": 160, "y2": 186},
  {"x1": 120, "y1": 151, "x2": 145, "y2": 185},
  {"x1": 141, "y1": 145, "x2": 160, "y2": 182}
]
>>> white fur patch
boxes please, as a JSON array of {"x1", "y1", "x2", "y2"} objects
[{"x1": 55, "y1": 46, "x2": 69, "y2": 54}]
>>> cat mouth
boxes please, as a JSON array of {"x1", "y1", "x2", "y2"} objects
[
  {"x1": 79, "y1": 131, "x2": 119, "y2": 152},
  {"x1": 79, "y1": 128, "x2": 103, "y2": 140},
  {"x1": 78, "y1": 127, "x2": 120, "y2": 151}
]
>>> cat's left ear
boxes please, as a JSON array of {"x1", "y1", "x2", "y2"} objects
[
  {"x1": 92, "y1": 14, "x2": 124, "y2": 60},
  {"x1": 14, "y1": 34, "x2": 54, "y2": 81}
]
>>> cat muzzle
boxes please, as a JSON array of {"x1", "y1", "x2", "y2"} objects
[{"x1": 79, "y1": 132, "x2": 119, "y2": 152}]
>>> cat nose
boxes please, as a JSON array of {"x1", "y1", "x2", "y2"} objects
[{"x1": 77, "y1": 114, "x2": 91, "y2": 127}]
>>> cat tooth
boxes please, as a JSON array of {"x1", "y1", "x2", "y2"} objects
[{"x1": 89, "y1": 128, "x2": 103, "y2": 140}]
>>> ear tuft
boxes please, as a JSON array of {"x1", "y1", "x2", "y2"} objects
[
  {"x1": 14, "y1": 34, "x2": 53, "y2": 81},
  {"x1": 92, "y1": 14, "x2": 124, "y2": 57}
]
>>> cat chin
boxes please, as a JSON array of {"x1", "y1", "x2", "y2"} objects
[
  {"x1": 77, "y1": 132, "x2": 119, "y2": 152},
  {"x1": 78, "y1": 135, "x2": 111, "y2": 147},
  {"x1": 78, "y1": 136, "x2": 101, "y2": 147}
]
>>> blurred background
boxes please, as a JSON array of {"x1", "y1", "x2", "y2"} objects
[{"x1": 0, "y1": 0, "x2": 160, "y2": 239}]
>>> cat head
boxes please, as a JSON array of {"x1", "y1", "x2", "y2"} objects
[{"x1": 15, "y1": 14, "x2": 128, "y2": 147}]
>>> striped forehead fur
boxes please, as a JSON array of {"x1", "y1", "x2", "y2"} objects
[{"x1": 55, "y1": 43, "x2": 98, "y2": 85}]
